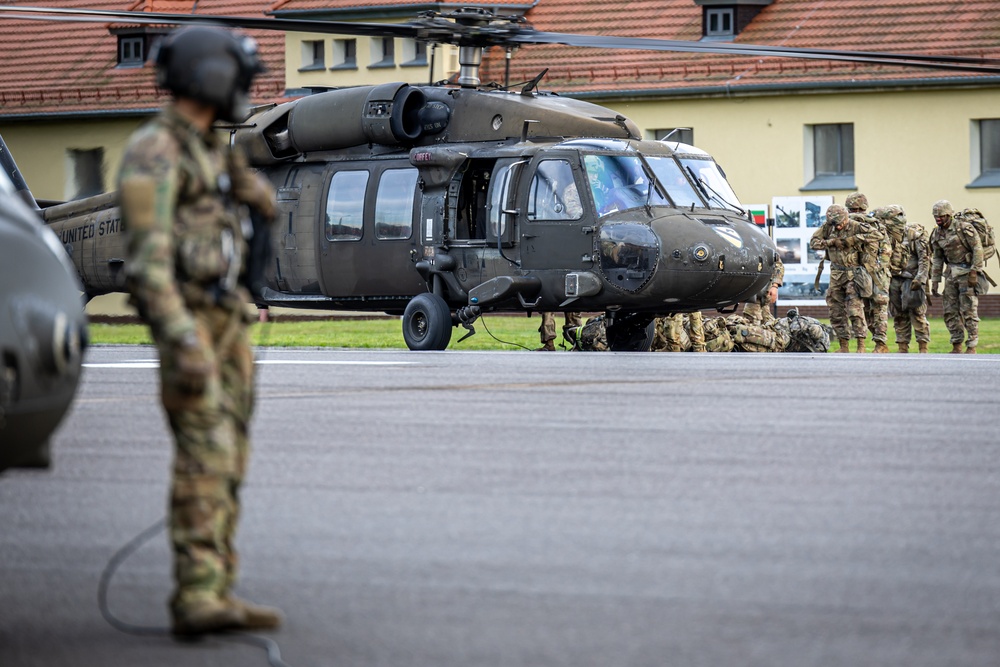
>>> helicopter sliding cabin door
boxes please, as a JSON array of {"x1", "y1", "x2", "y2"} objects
[
  {"x1": 317, "y1": 162, "x2": 425, "y2": 305},
  {"x1": 518, "y1": 155, "x2": 594, "y2": 270}
]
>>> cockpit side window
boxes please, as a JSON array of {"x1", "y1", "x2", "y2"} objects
[
  {"x1": 645, "y1": 156, "x2": 704, "y2": 209},
  {"x1": 585, "y1": 154, "x2": 657, "y2": 217},
  {"x1": 527, "y1": 159, "x2": 583, "y2": 221},
  {"x1": 325, "y1": 170, "x2": 369, "y2": 241}
]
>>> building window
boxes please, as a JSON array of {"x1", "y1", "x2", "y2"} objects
[
  {"x1": 300, "y1": 40, "x2": 324, "y2": 71},
  {"x1": 331, "y1": 38, "x2": 357, "y2": 69},
  {"x1": 653, "y1": 128, "x2": 694, "y2": 146},
  {"x1": 65, "y1": 148, "x2": 104, "y2": 200},
  {"x1": 969, "y1": 119, "x2": 1000, "y2": 188},
  {"x1": 118, "y1": 36, "x2": 145, "y2": 67},
  {"x1": 705, "y1": 8, "x2": 735, "y2": 37},
  {"x1": 401, "y1": 40, "x2": 427, "y2": 67},
  {"x1": 370, "y1": 38, "x2": 395, "y2": 68},
  {"x1": 803, "y1": 123, "x2": 856, "y2": 190}
]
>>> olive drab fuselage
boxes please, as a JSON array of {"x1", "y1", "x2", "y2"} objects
[{"x1": 25, "y1": 83, "x2": 777, "y2": 349}]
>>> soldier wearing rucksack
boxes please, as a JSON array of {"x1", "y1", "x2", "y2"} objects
[
  {"x1": 929, "y1": 200, "x2": 984, "y2": 354},
  {"x1": 875, "y1": 205, "x2": 931, "y2": 353}
]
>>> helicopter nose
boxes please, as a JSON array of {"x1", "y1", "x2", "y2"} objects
[
  {"x1": 597, "y1": 222, "x2": 660, "y2": 292},
  {"x1": 11, "y1": 300, "x2": 85, "y2": 377}
]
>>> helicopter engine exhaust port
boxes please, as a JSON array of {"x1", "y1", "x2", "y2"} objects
[{"x1": 402, "y1": 293, "x2": 454, "y2": 351}]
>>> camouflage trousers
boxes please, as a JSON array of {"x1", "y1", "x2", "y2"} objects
[
  {"x1": 540, "y1": 311, "x2": 583, "y2": 344},
  {"x1": 863, "y1": 283, "x2": 889, "y2": 343},
  {"x1": 827, "y1": 270, "x2": 867, "y2": 340},
  {"x1": 942, "y1": 275, "x2": 979, "y2": 347},
  {"x1": 652, "y1": 312, "x2": 705, "y2": 351},
  {"x1": 157, "y1": 303, "x2": 255, "y2": 614},
  {"x1": 888, "y1": 276, "x2": 930, "y2": 344}
]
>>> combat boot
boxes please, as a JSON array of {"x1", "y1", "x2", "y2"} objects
[
  {"x1": 172, "y1": 597, "x2": 247, "y2": 636},
  {"x1": 950, "y1": 342, "x2": 963, "y2": 354},
  {"x1": 966, "y1": 346, "x2": 977, "y2": 354},
  {"x1": 918, "y1": 341, "x2": 929, "y2": 353},
  {"x1": 897, "y1": 342, "x2": 909, "y2": 354},
  {"x1": 874, "y1": 341, "x2": 889, "y2": 353},
  {"x1": 855, "y1": 338, "x2": 867, "y2": 353},
  {"x1": 536, "y1": 340, "x2": 555, "y2": 352},
  {"x1": 224, "y1": 596, "x2": 283, "y2": 630},
  {"x1": 837, "y1": 339, "x2": 850, "y2": 353}
]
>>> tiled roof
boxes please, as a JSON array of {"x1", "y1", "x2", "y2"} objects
[
  {"x1": 267, "y1": 0, "x2": 529, "y2": 13},
  {"x1": 481, "y1": 0, "x2": 1000, "y2": 95},
  {"x1": 0, "y1": 0, "x2": 286, "y2": 118},
  {"x1": 2, "y1": 0, "x2": 998, "y2": 118}
]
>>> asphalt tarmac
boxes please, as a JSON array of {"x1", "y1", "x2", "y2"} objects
[{"x1": 2, "y1": 346, "x2": 999, "y2": 667}]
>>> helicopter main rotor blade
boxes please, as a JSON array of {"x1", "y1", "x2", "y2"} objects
[
  {"x1": 512, "y1": 31, "x2": 1000, "y2": 74},
  {"x1": 2, "y1": 5, "x2": 999, "y2": 75}
]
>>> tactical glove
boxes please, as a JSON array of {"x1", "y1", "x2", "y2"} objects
[
  {"x1": 174, "y1": 332, "x2": 212, "y2": 396},
  {"x1": 968, "y1": 270, "x2": 979, "y2": 288},
  {"x1": 826, "y1": 238, "x2": 843, "y2": 250}
]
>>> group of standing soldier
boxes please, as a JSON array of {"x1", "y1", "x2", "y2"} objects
[{"x1": 811, "y1": 192, "x2": 985, "y2": 353}]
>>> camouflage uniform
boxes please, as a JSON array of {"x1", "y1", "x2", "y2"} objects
[
  {"x1": 810, "y1": 204, "x2": 884, "y2": 352},
  {"x1": 847, "y1": 194, "x2": 891, "y2": 352},
  {"x1": 724, "y1": 314, "x2": 790, "y2": 352},
  {"x1": 538, "y1": 311, "x2": 583, "y2": 350},
  {"x1": 930, "y1": 200, "x2": 984, "y2": 352},
  {"x1": 876, "y1": 206, "x2": 931, "y2": 352},
  {"x1": 651, "y1": 312, "x2": 706, "y2": 351},
  {"x1": 119, "y1": 104, "x2": 276, "y2": 622},
  {"x1": 743, "y1": 255, "x2": 785, "y2": 324},
  {"x1": 576, "y1": 315, "x2": 608, "y2": 351}
]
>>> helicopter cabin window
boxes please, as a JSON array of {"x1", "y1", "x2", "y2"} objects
[
  {"x1": 644, "y1": 156, "x2": 705, "y2": 209},
  {"x1": 968, "y1": 119, "x2": 1000, "y2": 188},
  {"x1": 803, "y1": 123, "x2": 856, "y2": 191},
  {"x1": 653, "y1": 128, "x2": 694, "y2": 146},
  {"x1": 325, "y1": 170, "x2": 369, "y2": 242},
  {"x1": 401, "y1": 40, "x2": 427, "y2": 67},
  {"x1": 677, "y1": 157, "x2": 743, "y2": 211},
  {"x1": 370, "y1": 38, "x2": 395, "y2": 68},
  {"x1": 375, "y1": 168, "x2": 417, "y2": 240},
  {"x1": 528, "y1": 160, "x2": 583, "y2": 221},
  {"x1": 583, "y1": 155, "x2": 655, "y2": 217},
  {"x1": 331, "y1": 39, "x2": 356, "y2": 69},
  {"x1": 300, "y1": 40, "x2": 325, "y2": 71}
]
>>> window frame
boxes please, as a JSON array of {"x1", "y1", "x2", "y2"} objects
[
  {"x1": 369, "y1": 37, "x2": 395, "y2": 69},
  {"x1": 324, "y1": 169, "x2": 370, "y2": 242},
  {"x1": 330, "y1": 38, "x2": 357, "y2": 70},
  {"x1": 968, "y1": 118, "x2": 1000, "y2": 188},
  {"x1": 374, "y1": 168, "x2": 417, "y2": 240},
  {"x1": 705, "y1": 8, "x2": 735, "y2": 37},
  {"x1": 802, "y1": 122, "x2": 857, "y2": 191}
]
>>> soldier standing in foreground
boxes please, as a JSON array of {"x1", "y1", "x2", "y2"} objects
[
  {"x1": 847, "y1": 193, "x2": 891, "y2": 353},
  {"x1": 876, "y1": 205, "x2": 931, "y2": 353},
  {"x1": 929, "y1": 200, "x2": 984, "y2": 353},
  {"x1": 118, "y1": 27, "x2": 282, "y2": 634},
  {"x1": 810, "y1": 204, "x2": 883, "y2": 352}
]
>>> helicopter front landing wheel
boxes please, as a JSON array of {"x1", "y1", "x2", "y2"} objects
[
  {"x1": 606, "y1": 314, "x2": 656, "y2": 352},
  {"x1": 402, "y1": 293, "x2": 453, "y2": 351}
]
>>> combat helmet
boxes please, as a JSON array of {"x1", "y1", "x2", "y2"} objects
[
  {"x1": 844, "y1": 192, "x2": 869, "y2": 212},
  {"x1": 153, "y1": 26, "x2": 265, "y2": 123},
  {"x1": 932, "y1": 199, "x2": 954, "y2": 219},
  {"x1": 826, "y1": 204, "x2": 848, "y2": 226}
]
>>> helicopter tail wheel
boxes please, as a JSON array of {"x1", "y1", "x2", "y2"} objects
[
  {"x1": 402, "y1": 293, "x2": 454, "y2": 351},
  {"x1": 606, "y1": 315, "x2": 656, "y2": 352}
]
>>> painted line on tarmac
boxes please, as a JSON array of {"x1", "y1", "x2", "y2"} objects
[{"x1": 84, "y1": 359, "x2": 417, "y2": 369}]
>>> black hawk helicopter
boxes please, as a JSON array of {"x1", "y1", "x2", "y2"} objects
[
  {"x1": 0, "y1": 135, "x2": 87, "y2": 473},
  {"x1": 3, "y1": 5, "x2": 1000, "y2": 352}
]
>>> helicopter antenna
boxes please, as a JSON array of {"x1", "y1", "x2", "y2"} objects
[{"x1": 521, "y1": 68, "x2": 549, "y2": 96}]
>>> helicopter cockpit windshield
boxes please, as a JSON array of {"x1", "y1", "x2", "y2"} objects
[{"x1": 580, "y1": 149, "x2": 740, "y2": 218}]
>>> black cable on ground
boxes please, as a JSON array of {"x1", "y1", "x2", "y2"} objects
[{"x1": 98, "y1": 515, "x2": 293, "y2": 667}]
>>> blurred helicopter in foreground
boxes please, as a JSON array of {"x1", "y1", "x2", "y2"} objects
[
  {"x1": 3, "y1": 5, "x2": 1000, "y2": 351},
  {"x1": 0, "y1": 136, "x2": 87, "y2": 473}
]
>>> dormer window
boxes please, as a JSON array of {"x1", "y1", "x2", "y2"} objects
[
  {"x1": 705, "y1": 8, "x2": 734, "y2": 37},
  {"x1": 112, "y1": 28, "x2": 167, "y2": 69},
  {"x1": 693, "y1": 0, "x2": 772, "y2": 40}
]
